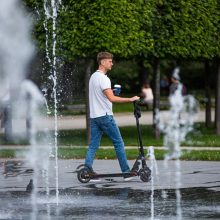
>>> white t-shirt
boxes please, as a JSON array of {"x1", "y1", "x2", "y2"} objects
[
  {"x1": 89, "y1": 70, "x2": 113, "y2": 118},
  {"x1": 142, "y1": 88, "x2": 154, "y2": 101}
]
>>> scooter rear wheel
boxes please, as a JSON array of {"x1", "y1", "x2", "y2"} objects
[
  {"x1": 139, "y1": 167, "x2": 151, "y2": 182},
  {"x1": 76, "y1": 164, "x2": 87, "y2": 171},
  {"x1": 77, "y1": 166, "x2": 91, "y2": 183}
]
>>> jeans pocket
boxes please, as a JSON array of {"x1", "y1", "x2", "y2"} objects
[
  {"x1": 106, "y1": 115, "x2": 113, "y2": 122},
  {"x1": 99, "y1": 115, "x2": 114, "y2": 129}
]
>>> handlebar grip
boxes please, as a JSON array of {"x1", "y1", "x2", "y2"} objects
[
  {"x1": 133, "y1": 100, "x2": 142, "y2": 119},
  {"x1": 133, "y1": 98, "x2": 145, "y2": 106}
]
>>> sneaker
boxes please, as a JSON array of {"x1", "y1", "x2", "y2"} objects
[
  {"x1": 123, "y1": 173, "x2": 135, "y2": 181},
  {"x1": 90, "y1": 177, "x2": 101, "y2": 182},
  {"x1": 90, "y1": 172, "x2": 101, "y2": 182},
  {"x1": 124, "y1": 176, "x2": 135, "y2": 181}
]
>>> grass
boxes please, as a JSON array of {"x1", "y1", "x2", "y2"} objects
[
  {"x1": 184, "y1": 123, "x2": 220, "y2": 147},
  {"x1": 0, "y1": 122, "x2": 220, "y2": 160},
  {"x1": 0, "y1": 138, "x2": 29, "y2": 146},
  {"x1": 59, "y1": 99, "x2": 169, "y2": 115},
  {"x1": 113, "y1": 102, "x2": 138, "y2": 113},
  {"x1": 58, "y1": 102, "x2": 145, "y2": 115},
  {"x1": 58, "y1": 148, "x2": 220, "y2": 161},
  {"x1": 0, "y1": 148, "x2": 220, "y2": 161},
  {"x1": 1, "y1": 123, "x2": 220, "y2": 147},
  {"x1": 180, "y1": 150, "x2": 220, "y2": 161},
  {"x1": 0, "y1": 149, "x2": 28, "y2": 158},
  {"x1": 57, "y1": 122, "x2": 220, "y2": 147},
  {"x1": 57, "y1": 125, "x2": 163, "y2": 146}
]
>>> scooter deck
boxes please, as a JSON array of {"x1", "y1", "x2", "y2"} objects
[{"x1": 90, "y1": 172, "x2": 137, "y2": 179}]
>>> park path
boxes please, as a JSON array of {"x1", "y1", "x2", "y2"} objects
[
  {"x1": 37, "y1": 109, "x2": 214, "y2": 130},
  {"x1": 0, "y1": 109, "x2": 215, "y2": 133},
  {"x1": 0, "y1": 109, "x2": 219, "y2": 151}
]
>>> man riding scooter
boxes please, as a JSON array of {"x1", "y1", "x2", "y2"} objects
[{"x1": 84, "y1": 51, "x2": 139, "y2": 181}]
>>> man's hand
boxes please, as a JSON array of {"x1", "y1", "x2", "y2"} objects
[
  {"x1": 104, "y1": 89, "x2": 140, "y2": 103},
  {"x1": 129, "y1": 96, "x2": 140, "y2": 102}
]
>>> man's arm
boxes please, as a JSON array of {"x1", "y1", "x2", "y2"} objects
[{"x1": 103, "y1": 88, "x2": 139, "y2": 103}]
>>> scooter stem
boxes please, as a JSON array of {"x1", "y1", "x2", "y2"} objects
[{"x1": 133, "y1": 101, "x2": 145, "y2": 157}]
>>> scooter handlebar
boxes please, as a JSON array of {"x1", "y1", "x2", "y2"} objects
[
  {"x1": 133, "y1": 100, "x2": 142, "y2": 119},
  {"x1": 133, "y1": 98, "x2": 145, "y2": 106}
]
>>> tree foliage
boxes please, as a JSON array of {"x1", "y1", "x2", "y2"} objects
[
  {"x1": 23, "y1": 0, "x2": 220, "y2": 61},
  {"x1": 57, "y1": 0, "x2": 153, "y2": 60},
  {"x1": 150, "y1": 0, "x2": 220, "y2": 59}
]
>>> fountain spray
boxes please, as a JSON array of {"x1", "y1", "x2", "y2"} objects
[
  {"x1": 147, "y1": 146, "x2": 159, "y2": 220},
  {"x1": 43, "y1": 0, "x2": 62, "y2": 205},
  {"x1": 0, "y1": 0, "x2": 48, "y2": 219},
  {"x1": 155, "y1": 68, "x2": 199, "y2": 220}
]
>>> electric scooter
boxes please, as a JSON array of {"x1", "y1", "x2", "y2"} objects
[{"x1": 76, "y1": 100, "x2": 151, "y2": 183}]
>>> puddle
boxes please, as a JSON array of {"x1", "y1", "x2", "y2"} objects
[
  {"x1": 1, "y1": 160, "x2": 220, "y2": 219},
  {"x1": 0, "y1": 187, "x2": 219, "y2": 219}
]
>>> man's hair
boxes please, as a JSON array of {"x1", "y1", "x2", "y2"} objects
[{"x1": 97, "y1": 52, "x2": 113, "y2": 65}]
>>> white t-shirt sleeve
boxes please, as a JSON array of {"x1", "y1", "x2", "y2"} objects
[
  {"x1": 89, "y1": 72, "x2": 113, "y2": 118},
  {"x1": 100, "y1": 75, "x2": 111, "y2": 91}
]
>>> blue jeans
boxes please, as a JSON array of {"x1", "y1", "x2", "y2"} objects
[{"x1": 85, "y1": 115, "x2": 130, "y2": 173}]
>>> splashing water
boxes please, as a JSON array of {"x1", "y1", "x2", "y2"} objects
[
  {"x1": 147, "y1": 146, "x2": 159, "y2": 220},
  {"x1": 156, "y1": 85, "x2": 199, "y2": 160},
  {"x1": 0, "y1": 0, "x2": 34, "y2": 140},
  {"x1": 0, "y1": 0, "x2": 34, "y2": 156},
  {"x1": 155, "y1": 83, "x2": 199, "y2": 220},
  {"x1": 0, "y1": 0, "x2": 34, "y2": 94},
  {"x1": 21, "y1": 81, "x2": 52, "y2": 220},
  {"x1": 43, "y1": 0, "x2": 62, "y2": 205},
  {"x1": 0, "y1": 0, "x2": 55, "y2": 219}
]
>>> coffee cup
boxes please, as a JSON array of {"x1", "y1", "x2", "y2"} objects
[{"x1": 113, "y1": 84, "x2": 121, "y2": 96}]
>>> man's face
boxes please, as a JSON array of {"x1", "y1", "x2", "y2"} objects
[{"x1": 101, "y1": 58, "x2": 113, "y2": 71}]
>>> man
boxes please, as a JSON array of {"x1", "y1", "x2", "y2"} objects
[{"x1": 85, "y1": 52, "x2": 139, "y2": 180}]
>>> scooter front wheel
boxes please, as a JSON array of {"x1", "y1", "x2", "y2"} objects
[
  {"x1": 77, "y1": 166, "x2": 91, "y2": 183},
  {"x1": 139, "y1": 167, "x2": 151, "y2": 182}
]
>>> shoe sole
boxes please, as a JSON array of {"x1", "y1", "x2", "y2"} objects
[
  {"x1": 124, "y1": 177, "x2": 135, "y2": 181},
  {"x1": 90, "y1": 179, "x2": 101, "y2": 182}
]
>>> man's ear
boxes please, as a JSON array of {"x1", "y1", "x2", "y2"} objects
[{"x1": 100, "y1": 59, "x2": 105, "y2": 66}]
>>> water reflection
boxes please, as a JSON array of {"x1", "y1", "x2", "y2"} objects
[
  {"x1": 1, "y1": 160, "x2": 220, "y2": 219},
  {"x1": 0, "y1": 187, "x2": 219, "y2": 219},
  {"x1": 3, "y1": 160, "x2": 33, "y2": 178}
]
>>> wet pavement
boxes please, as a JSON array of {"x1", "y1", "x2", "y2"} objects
[
  {"x1": 0, "y1": 187, "x2": 219, "y2": 219},
  {"x1": 0, "y1": 159, "x2": 220, "y2": 219},
  {"x1": 1, "y1": 159, "x2": 220, "y2": 191}
]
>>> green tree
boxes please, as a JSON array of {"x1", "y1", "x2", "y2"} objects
[
  {"x1": 57, "y1": 0, "x2": 152, "y2": 59},
  {"x1": 150, "y1": 0, "x2": 218, "y2": 59},
  {"x1": 23, "y1": 0, "x2": 220, "y2": 137},
  {"x1": 213, "y1": 2, "x2": 220, "y2": 135},
  {"x1": 143, "y1": 0, "x2": 219, "y2": 137},
  {"x1": 56, "y1": 0, "x2": 153, "y2": 142}
]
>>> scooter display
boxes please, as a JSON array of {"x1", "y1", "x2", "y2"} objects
[{"x1": 76, "y1": 100, "x2": 151, "y2": 183}]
